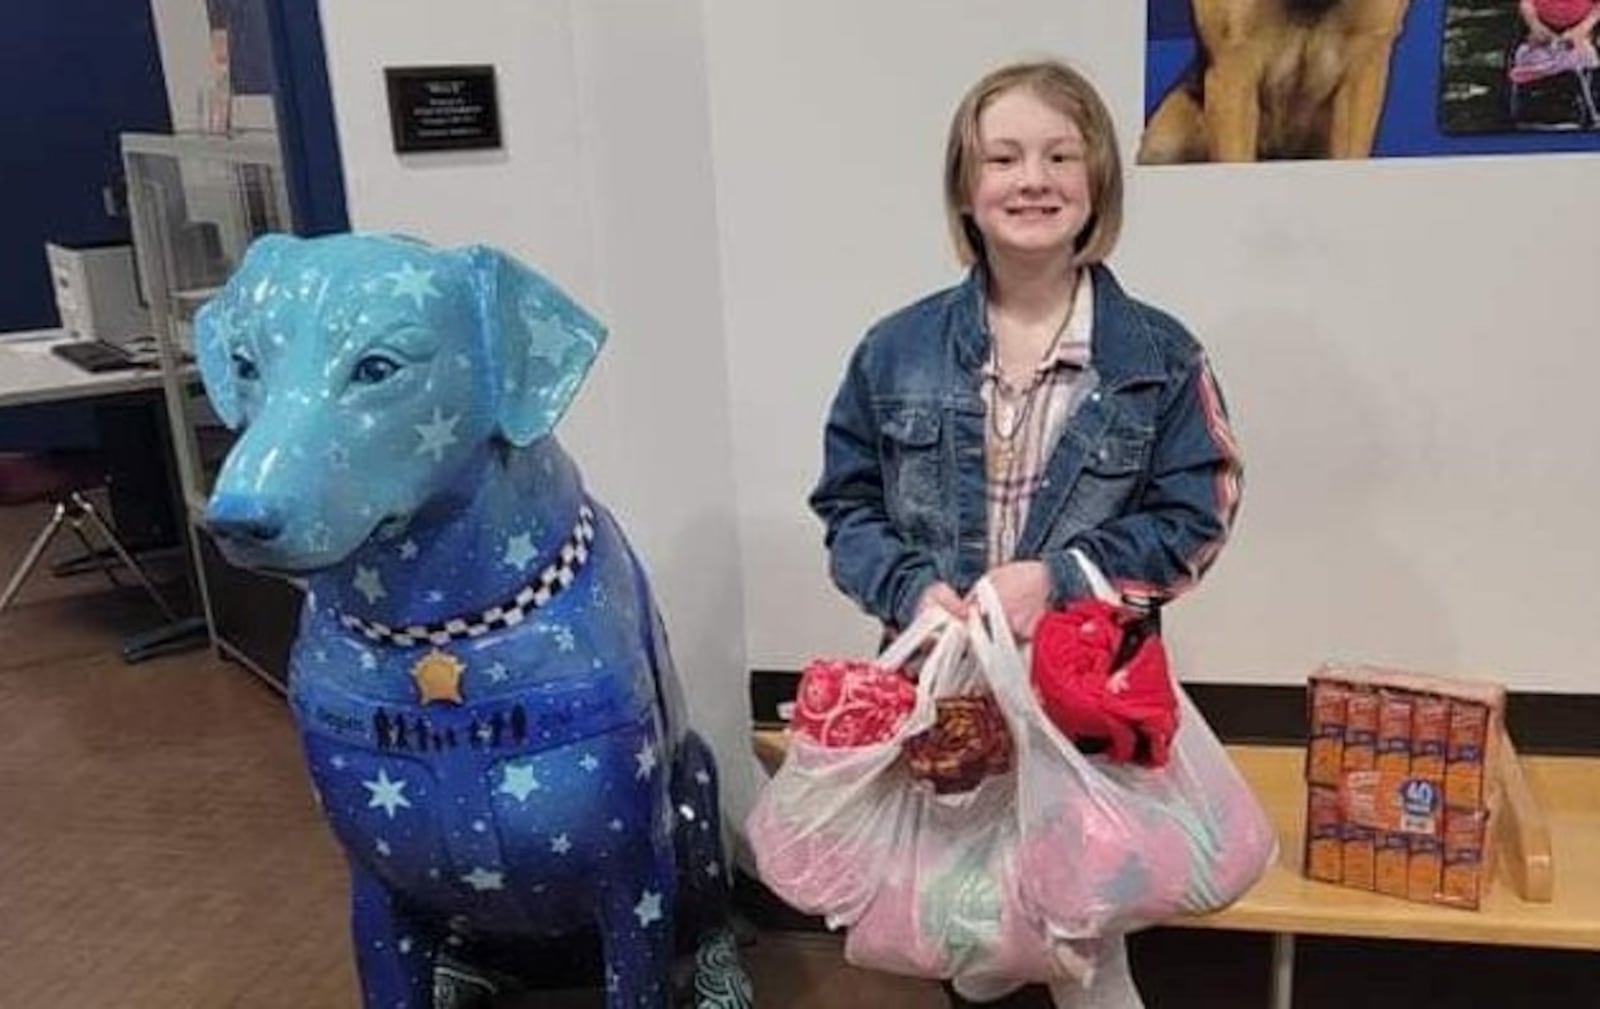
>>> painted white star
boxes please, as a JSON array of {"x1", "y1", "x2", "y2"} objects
[
  {"x1": 425, "y1": 589, "x2": 446, "y2": 604},
  {"x1": 500, "y1": 764, "x2": 541, "y2": 802},
  {"x1": 579, "y1": 754, "x2": 599, "y2": 772},
  {"x1": 476, "y1": 723, "x2": 493, "y2": 744},
  {"x1": 705, "y1": 861, "x2": 721, "y2": 878},
  {"x1": 694, "y1": 770, "x2": 711, "y2": 786},
  {"x1": 363, "y1": 769, "x2": 412, "y2": 818},
  {"x1": 472, "y1": 820, "x2": 488, "y2": 833},
  {"x1": 313, "y1": 648, "x2": 329, "y2": 663},
  {"x1": 399, "y1": 539, "x2": 419, "y2": 561},
  {"x1": 353, "y1": 565, "x2": 387, "y2": 604},
  {"x1": 462, "y1": 867, "x2": 504, "y2": 892},
  {"x1": 503, "y1": 532, "x2": 538, "y2": 571},
  {"x1": 486, "y1": 662, "x2": 510, "y2": 683},
  {"x1": 550, "y1": 833, "x2": 572, "y2": 855},
  {"x1": 414, "y1": 408, "x2": 461, "y2": 462},
  {"x1": 633, "y1": 889, "x2": 663, "y2": 928},
  {"x1": 387, "y1": 262, "x2": 439, "y2": 308},
  {"x1": 376, "y1": 839, "x2": 392, "y2": 857},
  {"x1": 551, "y1": 626, "x2": 576, "y2": 652},
  {"x1": 635, "y1": 740, "x2": 658, "y2": 780},
  {"x1": 454, "y1": 353, "x2": 471, "y2": 369},
  {"x1": 609, "y1": 818, "x2": 624, "y2": 832},
  {"x1": 359, "y1": 412, "x2": 377, "y2": 432},
  {"x1": 398, "y1": 937, "x2": 413, "y2": 954},
  {"x1": 330, "y1": 754, "x2": 348, "y2": 770},
  {"x1": 359, "y1": 651, "x2": 377, "y2": 671}
]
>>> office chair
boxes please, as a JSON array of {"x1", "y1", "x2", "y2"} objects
[{"x1": 0, "y1": 450, "x2": 179, "y2": 620}]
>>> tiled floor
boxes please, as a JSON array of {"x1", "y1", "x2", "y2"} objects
[{"x1": 0, "y1": 504, "x2": 946, "y2": 1008}]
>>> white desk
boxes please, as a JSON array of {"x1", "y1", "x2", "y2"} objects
[
  {"x1": 0, "y1": 329, "x2": 168, "y2": 409},
  {"x1": 0, "y1": 327, "x2": 211, "y2": 661}
]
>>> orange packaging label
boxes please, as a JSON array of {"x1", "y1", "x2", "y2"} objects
[
  {"x1": 1375, "y1": 695, "x2": 1413, "y2": 776},
  {"x1": 1309, "y1": 737, "x2": 1345, "y2": 785},
  {"x1": 1339, "y1": 769, "x2": 1443, "y2": 835},
  {"x1": 1444, "y1": 701, "x2": 1489, "y2": 809},
  {"x1": 1305, "y1": 786, "x2": 1344, "y2": 882},
  {"x1": 1408, "y1": 834, "x2": 1443, "y2": 902},
  {"x1": 1343, "y1": 690, "x2": 1378, "y2": 771},
  {"x1": 1447, "y1": 702, "x2": 1488, "y2": 761},
  {"x1": 1445, "y1": 760, "x2": 1484, "y2": 811},
  {"x1": 1308, "y1": 685, "x2": 1348, "y2": 785},
  {"x1": 1342, "y1": 825, "x2": 1376, "y2": 890},
  {"x1": 1440, "y1": 809, "x2": 1488, "y2": 907},
  {"x1": 1376, "y1": 832, "x2": 1410, "y2": 897},
  {"x1": 1410, "y1": 696, "x2": 1449, "y2": 781},
  {"x1": 1309, "y1": 839, "x2": 1342, "y2": 882}
]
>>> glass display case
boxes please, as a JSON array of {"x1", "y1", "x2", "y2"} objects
[{"x1": 121, "y1": 131, "x2": 301, "y2": 689}]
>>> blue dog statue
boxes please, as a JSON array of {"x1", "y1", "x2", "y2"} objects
[{"x1": 194, "y1": 233, "x2": 752, "y2": 1008}]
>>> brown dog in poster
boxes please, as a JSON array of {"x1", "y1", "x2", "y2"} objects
[{"x1": 1139, "y1": 0, "x2": 1413, "y2": 162}]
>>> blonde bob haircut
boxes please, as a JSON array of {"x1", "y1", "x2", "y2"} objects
[{"x1": 944, "y1": 60, "x2": 1124, "y2": 268}]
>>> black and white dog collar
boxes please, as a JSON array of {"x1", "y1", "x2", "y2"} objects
[{"x1": 338, "y1": 505, "x2": 596, "y2": 648}]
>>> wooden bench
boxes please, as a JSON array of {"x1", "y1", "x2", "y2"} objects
[{"x1": 749, "y1": 728, "x2": 1600, "y2": 1008}]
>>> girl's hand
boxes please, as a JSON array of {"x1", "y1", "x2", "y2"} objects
[
  {"x1": 916, "y1": 581, "x2": 969, "y2": 619},
  {"x1": 972, "y1": 561, "x2": 1051, "y2": 640}
]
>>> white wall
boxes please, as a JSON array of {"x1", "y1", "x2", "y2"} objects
[
  {"x1": 149, "y1": 0, "x2": 277, "y2": 134},
  {"x1": 317, "y1": 0, "x2": 755, "y2": 817},
  {"x1": 317, "y1": 0, "x2": 1596, "y2": 825},
  {"x1": 702, "y1": 1, "x2": 1599, "y2": 694}
]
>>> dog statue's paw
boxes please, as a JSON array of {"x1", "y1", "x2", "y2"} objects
[
  {"x1": 689, "y1": 928, "x2": 753, "y2": 1009},
  {"x1": 433, "y1": 960, "x2": 501, "y2": 1009}
]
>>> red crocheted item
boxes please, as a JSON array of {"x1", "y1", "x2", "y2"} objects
[{"x1": 1030, "y1": 601, "x2": 1178, "y2": 766}]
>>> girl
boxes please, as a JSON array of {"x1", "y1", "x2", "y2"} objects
[{"x1": 809, "y1": 60, "x2": 1244, "y2": 1008}]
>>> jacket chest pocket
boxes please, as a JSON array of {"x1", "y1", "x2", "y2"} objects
[
  {"x1": 1055, "y1": 428, "x2": 1152, "y2": 537},
  {"x1": 879, "y1": 406, "x2": 944, "y2": 537}
]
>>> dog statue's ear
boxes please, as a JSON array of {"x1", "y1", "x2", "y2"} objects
[
  {"x1": 463, "y1": 245, "x2": 607, "y2": 447},
  {"x1": 194, "y1": 234, "x2": 299, "y2": 429}
]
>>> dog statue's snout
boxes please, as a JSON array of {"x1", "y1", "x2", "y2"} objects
[{"x1": 205, "y1": 493, "x2": 287, "y2": 545}]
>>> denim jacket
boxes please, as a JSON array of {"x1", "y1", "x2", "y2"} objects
[{"x1": 809, "y1": 263, "x2": 1242, "y2": 630}]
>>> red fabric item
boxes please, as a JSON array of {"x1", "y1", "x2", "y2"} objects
[
  {"x1": 790, "y1": 659, "x2": 917, "y2": 747},
  {"x1": 1030, "y1": 601, "x2": 1179, "y2": 766}
]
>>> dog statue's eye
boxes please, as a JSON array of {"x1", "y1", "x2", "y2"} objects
[
  {"x1": 232, "y1": 353, "x2": 259, "y2": 382},
  {"x1": 352, "y1": 354, "x2": 402, "y2": 385}
]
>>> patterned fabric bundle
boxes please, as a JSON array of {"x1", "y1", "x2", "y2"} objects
[
  {"x1": 905, "y1": 693, "x2": 1013, "y2": 793},
  {"x1": 789, "y1": 658, "x2": 917, "y2": 748}
]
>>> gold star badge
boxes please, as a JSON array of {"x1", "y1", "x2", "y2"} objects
[{"x1": 411, "y1": 649, "x2": 466, "y2": 705}]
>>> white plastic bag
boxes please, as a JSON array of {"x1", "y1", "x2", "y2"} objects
[
  {"x1": 748, "y1": 610, "x2": 1072, "y2": 989},
  {"x1": 966, "y1": 579, "x2": 1277, "y2": 940},
  {"x1": 744, "y1": 606, "x2": 964, "y2": 926}
]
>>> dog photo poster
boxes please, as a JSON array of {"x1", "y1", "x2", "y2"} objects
[{"x1": 1140, "y1": 0, "x2": 1600, "y2": 164}]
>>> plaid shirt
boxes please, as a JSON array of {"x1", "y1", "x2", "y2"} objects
[{"x1": 983, "y1": 271, "x2": 1097, "y2": 566}]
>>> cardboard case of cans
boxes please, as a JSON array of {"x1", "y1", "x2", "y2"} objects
[{"x1": 1304, "y1": 664, "x2": 1505, "y2": 909}]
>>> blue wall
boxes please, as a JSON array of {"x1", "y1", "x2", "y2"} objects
[{"x1": 0, "y1": 1, "x2": 171, "y2": 332}]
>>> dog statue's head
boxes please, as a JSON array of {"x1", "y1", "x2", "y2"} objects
[{"x1": 194, "y1": 233, "x2": 606, "y2": 573}]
